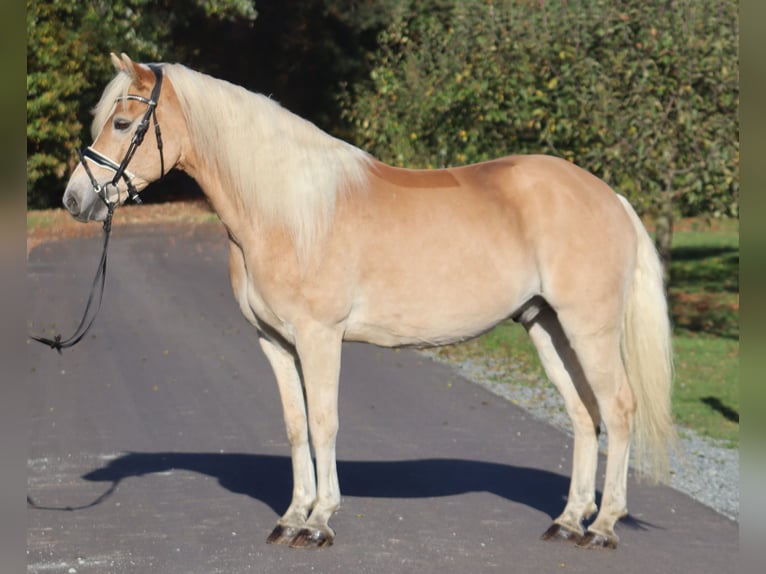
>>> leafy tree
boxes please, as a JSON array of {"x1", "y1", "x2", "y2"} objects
[
  {"x1": 26, "y1": 0, "x2": 399, "y2": 207},
  {"x1": 212, "y1": 0, "x2": 400, "y2": 135},
  {"x1": 27, "y1": 1, "x2": 97, "y2": 208},
  {"x1": 341, "y1": 0, "x2": 739, "y2": 277}
]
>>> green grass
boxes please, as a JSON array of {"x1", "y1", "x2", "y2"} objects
[
  {"x1": 434, "y1": 217, "x2": 739, "y2": 447},
  {"x1": 668, "y1": 218, "x2": 738, "y2": 445},
  {"x1": 673, "y1": 334, "x2": 738, "y2": 446}
]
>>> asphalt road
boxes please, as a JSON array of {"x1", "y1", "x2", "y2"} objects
[{"x1": 27, "y1": 223, "x2": 738, "y2": 574}]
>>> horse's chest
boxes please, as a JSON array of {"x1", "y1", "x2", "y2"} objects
[
  {"x1": 251, "y1": 283, "x2": 295, "y2": 340},
  {"x1": 230, "y1": 257, "x2": 296, "y2": 344}
]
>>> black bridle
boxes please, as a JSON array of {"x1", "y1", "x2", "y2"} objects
[
  {"x1": 79, "y1": 64, "x2": 165, "y2": 207},
  {"x1": 30, "y1": 65, "x2": 165, "y2": 354}
]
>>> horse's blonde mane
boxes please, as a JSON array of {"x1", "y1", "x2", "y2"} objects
[
  {"x1": 164, "y1": 64, "x2": 371, "y2": 256},
  {"x1": 91, "y1": 63, "x2": 371, "y2": 257}
]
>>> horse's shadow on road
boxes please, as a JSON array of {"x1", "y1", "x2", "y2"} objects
[{"x1": 74, "y1": 451, "x2": 649, "y2": 531}]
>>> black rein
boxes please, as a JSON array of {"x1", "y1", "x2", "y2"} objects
[{"x1": 29, "y1": 204, "x2": 115, "y2": 353}]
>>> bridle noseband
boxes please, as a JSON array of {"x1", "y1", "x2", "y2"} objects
[
  {"x1": 78, "y1": 63, "x2": 165, "y2": 206},
  {"x1": 30, "y1": 64, "x2": 165, "y2": 354}
]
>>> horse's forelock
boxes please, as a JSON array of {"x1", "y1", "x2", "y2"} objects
[{"x1": 90, "y1": 71, "x2": 133, "y2": 140}]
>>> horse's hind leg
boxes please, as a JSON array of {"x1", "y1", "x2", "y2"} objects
[
  {"x1": 546, "y1": 302, "x2": 635, "y2": 549},
  {"x1": 569, "y1": 329, "x2": 635, "y2": 549},
  {"x1": 259, "y1": 335, "x2": 318, "y2": 546},
  {"x1": 519, "y1": 300, "x2": 600, "y2": 544}
]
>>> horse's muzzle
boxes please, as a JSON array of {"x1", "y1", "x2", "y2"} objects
[{"x1": 62, "y1": 186, "x2": 107, "y2": 222}]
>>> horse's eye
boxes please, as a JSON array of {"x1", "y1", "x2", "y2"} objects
[{"x1": 113, "y1": 118, "x2": 132, "y2": 131}]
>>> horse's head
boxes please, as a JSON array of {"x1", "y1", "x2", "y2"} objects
[{"x1": 63, "y1": 53, "x2": 184, "y2": 222}]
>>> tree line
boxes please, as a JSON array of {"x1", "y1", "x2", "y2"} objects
[{"x1": 28, "y1": 0, "x2": 738, "y2": 262}]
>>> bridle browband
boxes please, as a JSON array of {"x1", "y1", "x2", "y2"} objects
[
  {"x1": 79, "y1": 63, "x2": 165, "y2": 207},
  {"x1": 30, "y1": 64, "x2": 165, "y2": 354}
]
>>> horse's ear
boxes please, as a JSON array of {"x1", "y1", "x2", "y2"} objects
[
  {"x1": 117, "y1": 52, "x2": 155, "y2": 89},
  {"x1": 110, "y1": 52, "x2": 124, "y2": 72}
]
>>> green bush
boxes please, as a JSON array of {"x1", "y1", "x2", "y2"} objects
[{"x1": 340, "y1": 0, "x2": 738, "y2": 220}]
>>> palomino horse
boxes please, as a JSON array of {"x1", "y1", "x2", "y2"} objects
[{"x1": 63, "y1": 54, "x2": 675, "y2": 550}]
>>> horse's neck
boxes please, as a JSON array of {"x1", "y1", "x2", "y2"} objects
[{"x1": 182, "y1": 157, "x2": 253, "y2": 243}]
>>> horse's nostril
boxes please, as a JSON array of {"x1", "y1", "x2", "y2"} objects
[{"x1": 64, "y1": 194, "x2": 79, "y2": 214}]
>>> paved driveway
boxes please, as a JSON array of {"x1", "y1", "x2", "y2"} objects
[{"x1": 27, "y1": 223, "x2": 738, "y2": 573}]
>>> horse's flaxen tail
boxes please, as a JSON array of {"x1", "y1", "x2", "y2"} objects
[{"x1": 617, "y1": 195, "x2": 677, "y2": 483}]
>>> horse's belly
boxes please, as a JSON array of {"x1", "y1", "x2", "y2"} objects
[
  {"x1": 343, "y1": 232, "x2": 540, "y2": 347},
  {"x1": 344, "y1": 281, "x2": 532, "y2": 348},
  {"x1": 344, "y1": 317, "x2": 502, "y2": 348}
]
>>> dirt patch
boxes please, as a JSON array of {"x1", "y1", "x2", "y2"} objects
[
  {"x1": 27, "y1": 199, "x2": 218, "y2": 255},
  {"x1": 668, "y1": 289, "x2": 739, "y2": 338}
]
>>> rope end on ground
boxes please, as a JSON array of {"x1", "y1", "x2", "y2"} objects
[{"x1": 30, "y1": 334, "x2": 64, "y2": 354}]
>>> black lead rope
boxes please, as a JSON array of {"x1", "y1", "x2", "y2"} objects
[
  {"x1": 30, "y1": 64, "x2": 165, "y2": 354},
  {"x1": 30, "y1": 203, "x2": 115, "y2": 354}
]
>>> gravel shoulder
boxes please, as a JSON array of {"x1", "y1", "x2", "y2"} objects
[{"x1": 419, "y1": 350, "x2": 739, "y2": 522}]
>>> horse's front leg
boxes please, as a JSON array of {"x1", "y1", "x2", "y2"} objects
[
  {"x1": 258, "y1": 335, "x2": 318, "y2": 546},
  {"x1": 286, "y1": 323, "x2": 344, "y2": 548}
]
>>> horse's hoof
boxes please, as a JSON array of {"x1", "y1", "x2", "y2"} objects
[
  {"x1": 288, "y1": 527, "x2": 334, "y2": 549},
  {"x1": 541, "y1": 523, "x2": 583, "y2": 544},
  {"x1": 266, "y1": 524, "x2": 299, "y2": 545},
  {"x1": 576, "y1": 530, "x2": 618, "y2": 550}
]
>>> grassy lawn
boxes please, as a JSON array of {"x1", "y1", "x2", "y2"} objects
[
  {"x1": 667, "y1": 218, "x2": 739, "y2": 446},
  {"x1": 433, "y1": 217, "x2": 740, "y2": 447}
]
